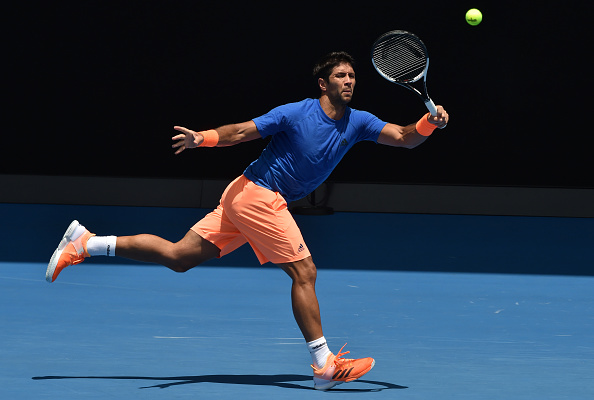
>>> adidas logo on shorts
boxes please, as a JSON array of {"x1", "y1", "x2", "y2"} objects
[{"x1": 298, "y1": 243, "x2": 305, "y2": 253}]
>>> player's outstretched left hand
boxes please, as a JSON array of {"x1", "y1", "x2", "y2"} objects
[{"x1": 429, "y1": 106, "x2": 448, "y2": 129}]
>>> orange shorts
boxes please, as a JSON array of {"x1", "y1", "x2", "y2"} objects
[{"x1": 191, "y1": 175, "x2": 311, "y2": 264}]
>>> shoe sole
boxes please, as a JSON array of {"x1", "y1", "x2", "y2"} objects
[
  {"x1": 314, "y1": 359, "x2": 375, "y2": 390},
  {"x1": 45, "y1": 220, "x2": 80, "y2": 283}
]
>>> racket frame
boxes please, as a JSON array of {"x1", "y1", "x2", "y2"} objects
[{"x1": 371, "y1": 30, "x2": 438, "y2": 116}]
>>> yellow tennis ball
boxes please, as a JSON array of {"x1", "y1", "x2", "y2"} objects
[{"x1": 466, "y1": 8, "x2": 482, "y2": 26}]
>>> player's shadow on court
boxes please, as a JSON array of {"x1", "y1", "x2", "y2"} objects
[{"x1": 32, "y1": 374, "x2": 407, "y2": 392}]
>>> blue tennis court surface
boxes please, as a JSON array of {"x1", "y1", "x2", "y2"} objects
[
  {"x1": 1, "y1": 204, "x2": 593, "y2": 399},
  {"x1": 2, "y1": 263, "x2": 593, "y2": 399}
]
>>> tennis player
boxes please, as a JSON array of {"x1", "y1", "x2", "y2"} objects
[{"x1": 46, "y1": 51, "x2": 448, "y2": 390}]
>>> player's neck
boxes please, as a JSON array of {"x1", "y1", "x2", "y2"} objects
[{"x1": 319, "y1": 96, "x2": 347, "y2": 120}]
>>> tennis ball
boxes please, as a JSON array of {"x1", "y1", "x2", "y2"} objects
[{"x1": 465, "y1": 8, "x2": 482, "y2": 26}]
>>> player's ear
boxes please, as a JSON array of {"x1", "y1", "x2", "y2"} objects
[{"x1": 318, "y1": 77, "x2": 327, "y2": 92}]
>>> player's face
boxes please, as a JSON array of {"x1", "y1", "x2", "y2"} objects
[{"x1": 324, "y1": 63, "x2": 356, "y2": 104}]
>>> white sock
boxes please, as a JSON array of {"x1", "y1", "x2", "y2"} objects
[
  {"x1": 307, "y1": 336, "x2": 331, "y2": 369},
  {"x1": 86, "y1": 236, "x2": 117, "y2": 257}
]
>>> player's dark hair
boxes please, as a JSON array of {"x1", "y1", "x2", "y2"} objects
[{"x1": 313, "y1": 51, "x2": 355, "y2": 82}]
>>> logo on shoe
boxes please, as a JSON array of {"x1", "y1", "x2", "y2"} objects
[
  {"x1": 333, "y1": 367, "x2": 354, "y2": 380},
  {"x1": 107, "y1": 244, "x2": 111, "y2": 257}
]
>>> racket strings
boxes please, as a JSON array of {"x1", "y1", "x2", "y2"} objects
[{"x1": 372, "y1": 36, "x2": 427, "y2": 83}]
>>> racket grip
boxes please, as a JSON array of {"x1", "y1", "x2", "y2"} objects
[{"x1": 424, "y1": 99, "x2": 437, "y2": 116}]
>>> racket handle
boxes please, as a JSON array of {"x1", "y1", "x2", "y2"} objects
[{"x1": 424, "y1": 98, "x2": 437, "y2": 116}]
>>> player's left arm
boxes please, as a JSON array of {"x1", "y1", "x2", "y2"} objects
[{"x1": 378, "y1": 105, "x2": 448, "y2": 148}]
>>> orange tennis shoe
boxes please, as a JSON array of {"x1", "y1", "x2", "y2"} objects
[
  {"x1": 312, "y1": 344, "x2": 375, "y2": 390},
  {"x1": 46, "y1": 220, "x2": 94, "y2": 283}
]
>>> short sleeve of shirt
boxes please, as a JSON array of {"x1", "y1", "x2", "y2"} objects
[
  {"x1": 252, "y1": 104, "x2": 293, "y2": 138},
  {"x1": 352, "y1": 109, "x2": 386, "y2": 143}
]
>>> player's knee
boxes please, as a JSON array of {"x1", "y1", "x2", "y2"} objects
[
  {"x1": 166, "y1": 237, "x2": 217, "y2": 273},
  {"x1": 291, "y1": 258, "x2": 317, "y2": 285},
  {"x1": 165, "y1": 250, "x2": 203, "y2": 273},
  {"x1": 167, "y1": 258, "x2": 196, "y2": 273}
]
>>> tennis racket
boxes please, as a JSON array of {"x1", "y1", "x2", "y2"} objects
[{"x1": 371, "y1": 30, "x2": 438, "y2": 116}]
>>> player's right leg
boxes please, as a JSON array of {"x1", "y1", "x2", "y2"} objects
[
  {"x1": 46, "y1": 220, "x2": 94, "y2": 282},
  {"x1": 46, "y1": 220, "x2": 220, "y2": 282},
  {"x1": 115, "y1": 229, "x2": 221, "y2": 272}
]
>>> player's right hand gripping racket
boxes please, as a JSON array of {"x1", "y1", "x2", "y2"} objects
[{"x1": 371, "y1": 30, "x2": 438, "y2": 116}]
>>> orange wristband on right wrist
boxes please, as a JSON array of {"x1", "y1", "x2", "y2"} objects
[
  {"x1": 415, "y1": 113, "x2": 437, "y2": 137},
  {"x1": 198, "y1": 129, "x2": 219, "y2": 147}
]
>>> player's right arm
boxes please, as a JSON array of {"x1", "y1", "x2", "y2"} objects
[{"x1": 171, "y1": 121, "x2": 261, "y2": 154}]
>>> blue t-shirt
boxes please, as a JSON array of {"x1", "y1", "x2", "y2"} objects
[{"x1": 243, "y1": 98, "x2": 387, "y2": 202}]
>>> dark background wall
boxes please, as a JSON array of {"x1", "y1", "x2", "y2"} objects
[
  {"x1": 3, "y1": 203, "x2": 593, "y2": 275},
  {"x1": 3, "y1": 1, "x2": 593, "y2": 189}
]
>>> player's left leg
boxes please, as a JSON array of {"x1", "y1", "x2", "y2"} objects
[
  {"x1": 221, "y1": 176, "x2": 375, "y2": 389},
  {"x1": 278, "y1": 257, "x2": 375, "y2": 390},
  {"x1": 278, "y1": 256, "x2": 323, "y2": 342}
]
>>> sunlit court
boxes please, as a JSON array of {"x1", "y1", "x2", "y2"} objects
[{"x1": 1, "y1": 204, "x2": 593, "y2": 399}]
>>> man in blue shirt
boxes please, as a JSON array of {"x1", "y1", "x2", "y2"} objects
[{"x1": 47, "y1": 51, "x2": 448, "y2": 390}]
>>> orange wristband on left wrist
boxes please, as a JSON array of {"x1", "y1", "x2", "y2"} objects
[
  {"x1": 198, "y1": 129, "x2": 219, "y2": 147},
  {"x1": 415, "y1": 113, "x2": 437, "y2": 137}
]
